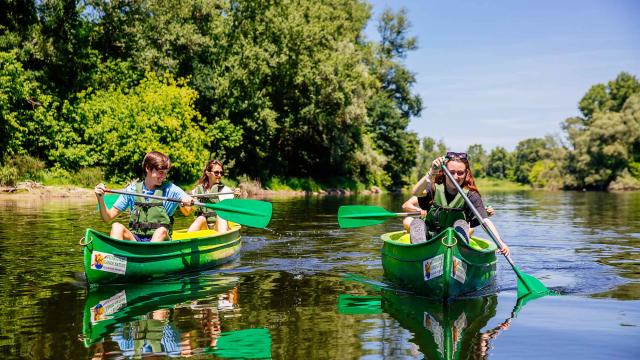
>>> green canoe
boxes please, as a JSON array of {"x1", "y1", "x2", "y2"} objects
[
  {"x1": 82, "y1": 225, "x2": 242, "y2": 285},
  {"x1": 381, "y1": 227, "x2": 498, "y2": 298}
]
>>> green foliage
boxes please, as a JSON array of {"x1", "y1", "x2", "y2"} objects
[
  {"x1": 608, "y1": 169, "x2": 640, "y2": 191},
  {"x1": 367, "y1": 8, "x2": 422, "y2": 188},
  {"x1": 486, "y1": 147, "x2": 513, "y2": 180},
  {"x1": 528, "y1": 160, "x2": 562, "y2": 189},
  {"x1": 410, "y1": 137, "x2": 446, "y2": 183},
  {"x1": 2, "y1": 154, "x2": 45, "y2": 181},
  {"x1": 466, "y1": 144, "x2": 488, "y2": 178},
  {"x1": 265, "y1": 177, "x2": 322, "y2": 192},
  {"x1": 52, "y1": 72, "x2": 209, "y2": 183},
  {"x1": 564, "y1": 90, "x2": 640, "y2": 189},
  {"x1": 0, "y1": 165, "x2": 19, "y2": 186},
  {"x1": 629, "y1": 162, "x2": 640, "y2": 179},
  {"x1": 512, "y1": 138, "x2": 558, "y2": 184},
  {"x1": 71, "y1": 167, "x2": 105, "y2": 188},
  {"x1": 1, "y1": 0, "x2": 425, "y2": 189},
  {"x1": 0, "y1": 50, "x2": 51, "y2": 158}
]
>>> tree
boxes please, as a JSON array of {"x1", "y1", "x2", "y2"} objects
[
  {"x1": 0, "y1": 50, "x2": 52, "y2": 160},
  {"x1": 410, "y1": 137, "x2": 446, "y2": 183},
  {"x1": 564, "y1": 73, "x2": 640, "y2": 189},
  {"x1": 485, "y1": 147, "x2": 513, "y2": 179},
  {"x1": 367, "y1": 8, "x2": 422, "y2": 188},
  {"x1": 51, "y1": 72, "x2": 213, "y2": 183},
  {"x1": 466, "y1": 144, "x2": 487, "y2": 178},
  {"x1": 512, "y1": 138, "x2": 552, "y2": 184}
]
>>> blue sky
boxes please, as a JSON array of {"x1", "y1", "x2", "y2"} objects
[{"x1": 365, "y1": 0, "x2": 640, "y2": 151}]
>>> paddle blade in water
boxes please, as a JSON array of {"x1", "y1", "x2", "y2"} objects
[
  {"x1": 338, "y1": 294, "x2": 382, "y2": 315},
  {"x1": 203, "y1": 199, "x2": 272, "y2": 229},
  {"x1": 337, "y1": 205, "x2": 396, "y2": 228},
  {"x1": 514, "y1": 266, "x2": 552, "y2": 298},
  {"x1": 206, "y1": 328, "x2": 271, "y2": 359}
]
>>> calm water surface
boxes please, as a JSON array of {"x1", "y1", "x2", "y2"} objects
[{"x1": 0, "y1": 191, "x2": 639, "y2": 359}]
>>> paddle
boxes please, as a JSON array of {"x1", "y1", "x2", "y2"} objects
[
  {"x1": 338, "y1": 205, "x2": 420, "y2": 228},
  {"x1": 441, "y1": 164, "x2": 552, "y2": 298},
  {"x1": 192, "y1": 191, "x2": 235, "y2": 199},
  {"x1": 104, "y1": 189, "x2": 272, "y2": 228}
]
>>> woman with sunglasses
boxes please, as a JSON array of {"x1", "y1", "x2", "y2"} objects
[
  {"x1": 184, "y1": 160, "x2": 240, "y2": 233},
  {"x1": 401, "y1": 152, "x2": 509, "y2": 256}
]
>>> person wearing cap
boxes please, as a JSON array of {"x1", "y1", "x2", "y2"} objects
[{"x1": 402, "y1": 152, "x2": 509, "y2": 256}]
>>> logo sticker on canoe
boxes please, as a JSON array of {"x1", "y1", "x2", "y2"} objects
[
  {"x1": 90, "y1": 290, "x2": 127, "y2": 324},
  {"x1": 91, "y1": 251, "x2": 127, "y2": 275},
  {"x1": 423, "y1": 254, "x2": 444, "y2": 281},
  {"x1": 452, "y1": 256, "x2": 466, "y2": 283}
]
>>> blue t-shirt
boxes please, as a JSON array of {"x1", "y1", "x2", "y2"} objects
[{"x1": 113, "y1": 182, "x2": 188, "y2": 216}]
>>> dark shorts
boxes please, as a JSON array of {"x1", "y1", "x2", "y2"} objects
[{"x1": 133, "y1": 234, "x2": 152, "y2": 242}]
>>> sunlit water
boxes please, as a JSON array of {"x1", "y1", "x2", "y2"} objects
[{"x1": 0, "y1": 191, "x2": 639, "y2": 359}]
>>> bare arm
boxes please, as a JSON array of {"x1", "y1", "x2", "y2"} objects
[
  {"x1": 483, "y1": 218, "x2": 510, "y2": 256},
  {"x1": 94, "y1": 183, "x2": 121, "y2": 222},
  {"x1": 180, "y1": 189, "x2": 196, "y2": 216},
  {"x1": 412, "y1": 156, "x2": 445, "y2": 196},
  {"x1": 402, "y1": 196, "x2": 427, "y2": 217}
]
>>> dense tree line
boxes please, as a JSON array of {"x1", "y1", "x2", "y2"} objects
[
  {"x1": 412, "y1": 72, "x2": 640, "y2": 191},
  {"x1": 0, "y1": 0, "x2": 420, "y2": 188}
]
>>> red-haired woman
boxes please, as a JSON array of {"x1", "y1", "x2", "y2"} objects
[
  {"x1": 402, "y1": 152, "x2": 509, "y2": 255},
  {"x1": 183, "y1": 160, "x2": 240, "y2": 233}
]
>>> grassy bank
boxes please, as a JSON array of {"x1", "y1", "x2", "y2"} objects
[{"x1": 475, "y1": 177, "x2": 531, "y2": 191}]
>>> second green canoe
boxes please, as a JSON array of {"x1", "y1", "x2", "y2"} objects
[
  {"x1": 381, "y1": 227, "x2": 498, "y2": 299},
  {"x1": 82, "y1": 225, "x2": 242, "y2": 285}
]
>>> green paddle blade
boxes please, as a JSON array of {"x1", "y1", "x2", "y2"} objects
[
  {"x1": 514, "y1": 266, "x2": 553, "y2": 298},
  {"x1": 203, "y1": 198, "x2": 272, "y2": 229},
  {"x1": 95, "y1": 194, "x2": 120, "y2": 211},
  {"x1": 338, "y1": 294, "x2": 382, "y2": 315},
  {"x1": 205, "y1": 328, "x2": 271, "y2": 359},
  {"x1": 338, "y1": 205, "x2": 397, "y2": 228}
]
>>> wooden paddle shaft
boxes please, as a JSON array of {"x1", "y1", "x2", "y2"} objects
[
  {"x1": 441, "y1": 165, "x2": 516, "y2": 267},
  {"x1": 106, "y1": 189, "x2": 211, "y2": 207}
]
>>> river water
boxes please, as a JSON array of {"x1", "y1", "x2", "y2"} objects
[{"x1": 0, "y1": 191, "x2": 638, "y2": 359}]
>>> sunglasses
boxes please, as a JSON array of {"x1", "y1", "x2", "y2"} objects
[
  {"x1": 446, "y1": 152, "x2": 468, "y2": 160},
  {"x1": 448, "y1": 169, "x2": 467, "y2": 176},
  {"x1": 208, "y1": 171, "x2": 223, "y2": 176},
  {"x1": 154, "y1": 167, "x2": 170, "y2": 174}
]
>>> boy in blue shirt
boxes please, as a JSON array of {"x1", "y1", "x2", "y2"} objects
[{"x1": 95, "y1": 151, "x2": 194, "y2": 242}]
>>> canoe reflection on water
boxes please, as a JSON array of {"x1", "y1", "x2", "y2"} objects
[
  {"x1": 339, "y1": 291, "x2": 513, "y2": 359},
  {"x1": 82, "y1": 274, "x2": 271, "y2": 359},
  {"x1": 383, "y1": 292, "x2": 511, "y2": 360}
]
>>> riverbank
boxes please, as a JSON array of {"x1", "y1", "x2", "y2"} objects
[{"x1": 0, "y1": 180, "x2": 381, "y2": 200}]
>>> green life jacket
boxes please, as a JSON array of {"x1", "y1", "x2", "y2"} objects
[
  {"x1": 128, "y1": 182, "x2": 173, "y2": 237},
  {"x1": 194, "y1": 183, "x2": 226, "y2": 223},
  {"x1": 424, "y1": 184, "x2": 468, "y2": 233}
]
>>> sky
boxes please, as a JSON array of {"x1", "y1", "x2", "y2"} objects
[{"x1": 364, "y1": 0, "x2": 640, "y2": 151}]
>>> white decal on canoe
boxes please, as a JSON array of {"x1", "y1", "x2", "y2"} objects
[
  {"x1": 452, "y1": 256, "x2": 467, "y2": 283},
  {"x1": 90, "y1": 290, "x2": 127, "y2": 324},
  {"x1": 91, "y1": 251, "x2": 127, "y2": 275},
  {"x1": 423, "y1": 254, "x2": 444, "y2": 281}
]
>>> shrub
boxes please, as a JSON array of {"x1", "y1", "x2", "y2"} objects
[
  {"x1": 71, "y1": 167, "x2": 104, "y2": 188},
  {"x1": 0, "y1": 165, "x2": 19, "y2": 186},
  {"x1": 3, "y1": 155, "x2": 45, "y2": 181}
]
